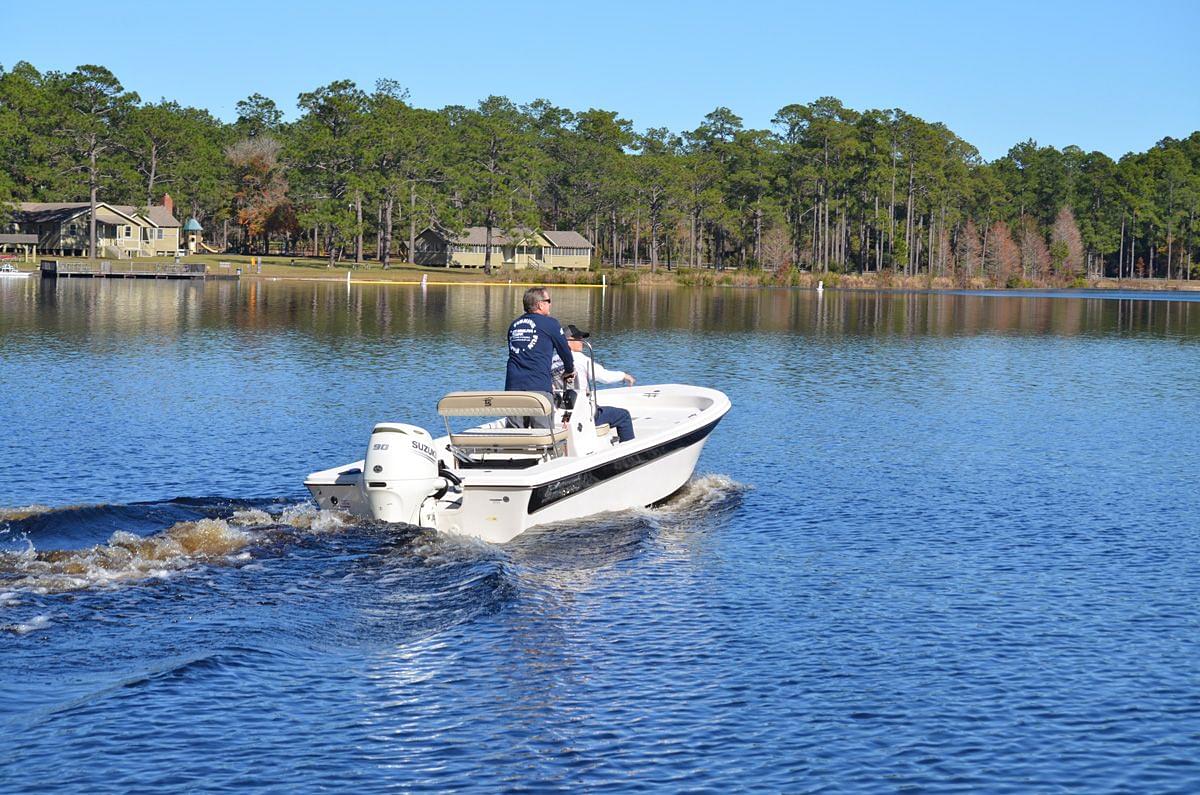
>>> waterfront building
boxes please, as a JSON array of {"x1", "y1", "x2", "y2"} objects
[
  {"x1": 412, "y1": 226, "x2": 593, "y2": 270},
  {"x1": 7, "y1": 194, "x2": 181, "y2": 258},
  {"x1": 0, "y1": 233, "x2": 38, "y2": 262}
]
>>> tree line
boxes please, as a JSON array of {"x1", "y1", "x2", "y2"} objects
[{"x1": 2, "y1": 61, "x2": 1198, "y2": 282}]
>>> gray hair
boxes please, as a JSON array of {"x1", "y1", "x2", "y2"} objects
[{"x1": 523, "y1": 286, "x2": 548, "y2": 313}]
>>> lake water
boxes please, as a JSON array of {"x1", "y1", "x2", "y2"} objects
[{"x1": 2, "y1": 278, "x2": 1199, "y2": 792}]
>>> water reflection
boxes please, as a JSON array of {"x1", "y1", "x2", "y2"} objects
[{"x1": 4, "y1": 278, "x2": 1198, "y2": 348}]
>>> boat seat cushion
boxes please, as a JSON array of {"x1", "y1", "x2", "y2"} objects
[
  {"x1": 595, "y1": 423, "x2": 611, "y2": 437},
  {"x1": 438, "y1": 391, "x2": 553, "y2": 418},
  {"x1": 450, "y1": 427, "x2": 567, "y2": 450}
]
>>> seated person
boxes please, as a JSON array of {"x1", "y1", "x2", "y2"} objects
[{"x1": 552, "y1": 324, "x2": 636, "y2": 442}]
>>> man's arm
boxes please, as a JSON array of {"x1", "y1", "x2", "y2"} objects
[
  {"x1": 547, "y1": 319, "x2": 575, "y2": 379},
  {"x1": 592, "y1": 360, "x2": 634, "y2": 386}
]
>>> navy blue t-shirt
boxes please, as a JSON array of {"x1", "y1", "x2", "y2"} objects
[{"x1": 505, "y1": 313, "x2": 574, "y2": 393}]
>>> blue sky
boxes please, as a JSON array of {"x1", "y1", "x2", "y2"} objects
[{"x1": 4, "y1": 0, "x2": 1197, "y2": 161}]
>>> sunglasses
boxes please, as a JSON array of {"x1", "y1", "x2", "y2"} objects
[{"x1": 540, "y1": 297, "x2": 552, "y2": 304}]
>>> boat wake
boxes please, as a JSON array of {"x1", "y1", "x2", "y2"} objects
[
  {"x1": 646, "y1": 473, "x2": 748, "y2": 516},
  {"x1": 504, "y1": 473, "x2": 748, "y2": 564},
  {"x1": 0, "y1": 474, "x2": 747, "y2": 604},
  {"x1": 1, "y1": 518, "x2": 254, "y2": 594},
  {"x1": 0, "y1": 504, "x2": 59, "y2": 522},
  {"x1": 0, "y1": 500, "x2": 353, "y2": 597}
]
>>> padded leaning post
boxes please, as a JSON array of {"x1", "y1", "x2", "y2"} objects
[
  {"x1": 438, "y1": 391, "x2": 553, "y2": 418},
  {"x1": 441, "y1": 391, "x2": 565, "y2": 459},
  {"x1": 450, "y1": 427, "x2": 568, "y2": 450}
]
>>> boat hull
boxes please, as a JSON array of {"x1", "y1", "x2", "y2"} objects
[
  {"x1": 305, "y1": 461, "x2": 371, "y2": 518},
  {"x1": 435, "y1": 419, "x2": 718, "y2": 543}
]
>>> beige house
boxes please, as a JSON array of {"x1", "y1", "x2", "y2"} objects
[
  {"x1": 10, "y1": 195, "x2": 181, "y2": 258},
  {"x1": 413, "y1": 226, "x2": 593, "y2": 270}
]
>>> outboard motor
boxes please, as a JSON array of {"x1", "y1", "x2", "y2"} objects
[{"x1": 363, "y1": 423, "x2": 444, "y2": 526}]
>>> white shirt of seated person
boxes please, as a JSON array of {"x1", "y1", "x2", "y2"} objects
[{"x1": 552, "y1": 339, "x2": 635, "y2": 397}]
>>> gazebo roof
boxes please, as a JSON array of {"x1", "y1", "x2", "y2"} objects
[{"x1": 0, "y1": 234, "x2": 38, "y2": 245}]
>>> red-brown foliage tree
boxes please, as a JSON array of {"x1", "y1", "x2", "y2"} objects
[
  {"x1": 957, "y1": 219, "x2": 982, "y2": 280},
  {"x1": 1049, "y1": 206, "x2": 1085, "y2": 279},
  {"x1": 985, "y1": 220, "x2": 1020, "y2": 284},
  {"x1": 226, "y1": 136, "x2": 296, "y2": 253},
  {"x1": 1016, "y1": 215, "x2": 1050, "y2": 280}
]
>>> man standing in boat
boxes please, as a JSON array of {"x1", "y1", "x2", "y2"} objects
[
  {"x1": 553, "y1": 324, "x2": 637, "y2": 442},
  {"x1": 506, "y1": 286, "x2": 574, "y2": 429}
]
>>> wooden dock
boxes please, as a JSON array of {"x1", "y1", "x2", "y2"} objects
[{"x1": 40, "y1": 259, "x2": 239, "y2": 281}]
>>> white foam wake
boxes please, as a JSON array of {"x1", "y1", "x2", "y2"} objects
[
  {"x1": 642, "y1": 473, "x2": 749, "y2": 515},
  {"x1": 0, "y1": 518, "x2": 254, "y2": 594}
]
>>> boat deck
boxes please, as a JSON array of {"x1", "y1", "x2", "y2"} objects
[{"x1": 449, "y1": 385, "x2": 725, "y2": 486}]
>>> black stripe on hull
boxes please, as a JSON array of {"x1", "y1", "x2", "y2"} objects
[{"x1": 527, "y1": 417, "x2": 723, "y2": 514}]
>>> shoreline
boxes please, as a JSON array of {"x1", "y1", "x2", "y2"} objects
[
  {"x1": 172, "y1": 268, "x2": 1200, "y2": 295},
  {"x1": 239, "y1": 275, "x2": 1200, "y2": 295},
  {"x1": 9, "y1": 255, "x2": 1200, "y2": 293}
]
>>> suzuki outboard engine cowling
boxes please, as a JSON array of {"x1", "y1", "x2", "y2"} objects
[{"x1": 363, "y1": 423, "x2": 443, "y2": 526}]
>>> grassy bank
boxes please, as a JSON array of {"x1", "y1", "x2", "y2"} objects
[
  {"x1": 182, "y1": 254, "x2": 615, "y2": 285},
  {"x1": 11, "y1": 254, "x2": 1200, "y2": 291},
  {"x1": 19, "y1": 254, "x2": 624, "y2": 286},
  {"x1": 674, "y1": 268, "x2": 1200, "y2": 292}
]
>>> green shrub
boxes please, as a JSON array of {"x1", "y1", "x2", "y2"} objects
[{"x1": 675, "y1": 269, "x2": 716, "y2": 287}]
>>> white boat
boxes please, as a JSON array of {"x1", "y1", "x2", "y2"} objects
[
  {"x1": 0, "y1": 263, "x2": 30, "y2": 278},
  {"x1": 305, "y1": 367, "x2": 730, "y2": 544}
]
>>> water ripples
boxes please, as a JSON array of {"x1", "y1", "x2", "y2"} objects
[{"x1": 5, "y1": 282, "x2": 1200, "y2": 791}]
